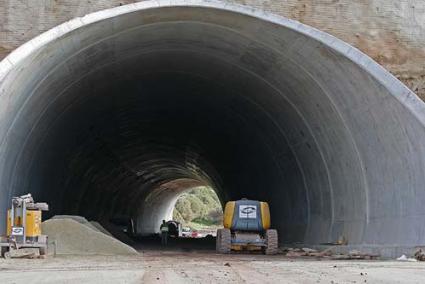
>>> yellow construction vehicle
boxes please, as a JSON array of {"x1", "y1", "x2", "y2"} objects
[
  {"x1": 0, "y1": 194, "x2": 48, "y2": 258},
  {"x1": 216, "y1": 199, "x2": 278, "y2": 254}
]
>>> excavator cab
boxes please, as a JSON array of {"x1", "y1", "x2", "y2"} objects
[{"x1": 216, "y1": 199, "x2": 278, "y2": 254}]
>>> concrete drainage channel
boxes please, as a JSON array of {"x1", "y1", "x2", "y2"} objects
[{"x1": 0, "y1": 0, "x2": 425, "y2": 281}]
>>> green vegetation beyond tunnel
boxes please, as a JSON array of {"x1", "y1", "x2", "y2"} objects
[{"x1": 173, "y1": 187, "x2": 223, "y2": 231}]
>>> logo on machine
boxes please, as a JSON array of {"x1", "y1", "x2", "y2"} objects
[
  {"x1": 11, "y1": 227, "x2": 24, "y2": 236},
  {"x1": 239, "y1": 205, "x2": 257, "y2": 219}
]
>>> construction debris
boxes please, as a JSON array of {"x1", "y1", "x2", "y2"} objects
[
  {"x1": 283, "y1": 247, "x2": 379, "y2": 260},
  {"x1": 41, "y1": 217, "x2": 138, "y2": 255},
  {"x1": 336, "y1": 235, "x2": 348, "y2": 245},
  {"x1": 4, "y1": 248, "x2": 41, "y2": 259},
  {"x1": 284, "y1": 247, "x2": 333, "y2": 257},
  {"x1": 397, "y1": 255, "x2": 407, "y2": 261},
  {"x1": 331, "y1": 250, "x2": 379, "y2": 260},
  {"x1": 301, "y1": 247, "x2": 317, "y2": 254},
  {"x1": 397, "y1": 254, "x2": 417, "y2": 262},
  {"x1": 284, "y1": 247, "x2": 316, "y2": 257},
  {"x1": 414, "y1": 249, "x2": 425, "y2": 261},
  {"x1": 395, "y1": 249, "x2": 425, "y2": 262}
]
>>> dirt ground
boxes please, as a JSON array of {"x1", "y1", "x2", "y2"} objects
[
  {"x1": 0, "y1": 235, "x2": 424, "y2": 283},
  {"x1": 1, "y1": 247, "x2": 425, "y2": 284}
]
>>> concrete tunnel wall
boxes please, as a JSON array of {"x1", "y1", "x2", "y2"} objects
[{"x1": 0, "y1": 0, "x2": 425, "y2": 247}]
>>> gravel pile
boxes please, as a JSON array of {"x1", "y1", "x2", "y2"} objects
[
  {"x1": 89, "y1": 221, "x2": 113, "y2": 237},
  {"x1": 41, "y1": 217, "x2": 137, "y2": 255}
]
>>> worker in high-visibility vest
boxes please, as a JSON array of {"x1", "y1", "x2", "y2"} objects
[{"x1": 160, "y1": 220, "x2": 169, "y2": 245}]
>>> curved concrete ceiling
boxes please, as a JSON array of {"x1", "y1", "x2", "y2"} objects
[{"x1": 0, "y1": 0, "x2": 424, "y2": 248}]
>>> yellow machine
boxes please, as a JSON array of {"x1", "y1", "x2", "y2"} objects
[
  {"x1": 7, "y1": 209, "x2": 42, "y2": 237},
  {"x1": 1, "y1": 194, "x2": 48, "y2": 258},
  {"x1": 216, "y1": 199, "x2": 278, "y2": 254}
]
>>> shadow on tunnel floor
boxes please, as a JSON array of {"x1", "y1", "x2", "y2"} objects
[
  {"x1": 101, "y1": 222, "x2": 217, "y2": 252},
  {"x1": 132, "y1": 235, "x2": 217, "y2": 252}
]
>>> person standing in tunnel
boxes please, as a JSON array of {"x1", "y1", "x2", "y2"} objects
[{"x1": 160, "y1": 220, "x2": 169, "y2": 245}]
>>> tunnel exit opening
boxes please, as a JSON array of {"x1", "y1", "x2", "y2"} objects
[
  {"x1": 172, "y1": 186, "x2": 223, "y2": 237},
  {"x1": 135, "y1": 179, "x2": 222, "y2": 236}
]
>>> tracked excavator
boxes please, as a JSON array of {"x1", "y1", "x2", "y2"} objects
[{"x1": 216, "y1": 199, "x2": 278, "y2": 254}]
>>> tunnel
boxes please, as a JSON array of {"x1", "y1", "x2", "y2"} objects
[{"x1": 1, "y1": 0, "x2": 425, "y2": 249}]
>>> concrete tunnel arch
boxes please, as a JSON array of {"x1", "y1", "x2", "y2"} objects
[{"x1": 0, "y1": 0, "x2": 425, "y2": 248}]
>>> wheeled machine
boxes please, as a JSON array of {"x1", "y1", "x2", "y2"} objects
[{"x1": 216, "y1": 199, "x2": 278, "y2": 254}]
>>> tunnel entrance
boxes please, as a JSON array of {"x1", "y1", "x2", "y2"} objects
[{"x1": 0, "y1": 1, "x2": 424, "y2": 252}]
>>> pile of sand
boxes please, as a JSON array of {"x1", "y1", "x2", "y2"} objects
[
  {"x1": 89, "y1": 221, "x2": 113, "y2": 237},
  {"x1": 51, "y1": 215, "x2": 112, "y2": 236},
  {"x1": 41, "y1": 217, "x2": 137, "y2": 255}
]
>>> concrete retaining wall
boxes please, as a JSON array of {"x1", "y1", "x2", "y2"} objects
[{"x1": 1, "y1": 0, "x2": 424, "y2": 98}]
